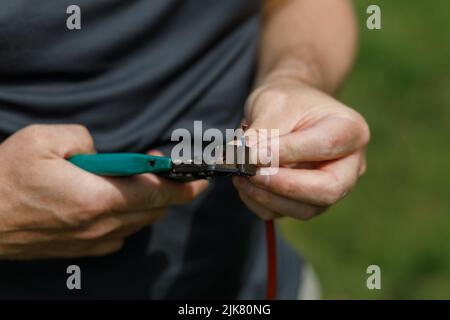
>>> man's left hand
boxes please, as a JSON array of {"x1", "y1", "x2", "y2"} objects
[{"x1": 233, "y1": 78, "x2": 370, "y2": 220}]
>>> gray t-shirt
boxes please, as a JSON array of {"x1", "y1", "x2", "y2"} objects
[{"x1": 0, "y1": 0, "x2": 302, "y2": 299}]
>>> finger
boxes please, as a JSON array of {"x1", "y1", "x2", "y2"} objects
[
  {"x1": 84, "y1": 239, "x2": 125, "y2": 257},
  {"x1": 44, "y1": 240, "x2": 125, "y2": 258},
  {"x1": 102, "y1": 209, "x2": 166, "y2": 239},
  {"x1": 16, "y1": 124, "x2": 96, "y2": 158},
  {"x1": 358, "y1": 150, "x2": 367, "y2": 177},
  {"x1": 66, "y1": 146, "x2": 206, "y2": 214},
  {"x1": 0, "y1": 208, "x2": 165, "y2": 254},
  {"x1": 1, "y1": 239, "x2": 125, "y2": 260},
  {"x1": 100, "y1": 174, "x2": 209, "y2": 212},
  {"x1": 34, "y1": 155, "x2": 207, "y2": 229},
  {"x1": 0, "y1": 229, "x2": 61, "y2": 245},
  {"x1": 56, "y1": 124, "x2": 97, "y2": 158},
  {"x1": 246, "y1": 153, "x2": 361, "y2": 206},
  {"x1": 234, "y1": 177, "x2": 326, "y2": 220},
  {"x1": 0, "y1": 208, "x2": 162, "y2": 245},
  {"x1": 72, "y1": 209, "x2": 164, "y2": 241},
  {"x1": 52, "y1": 239, "x2": 125, "y2": 258},
  {"x1": 238, "y1": 192, "x2": 282, "y2": 221},
  {"x1": 268, "y1": 116, "x2": 368, "y2": 164}
]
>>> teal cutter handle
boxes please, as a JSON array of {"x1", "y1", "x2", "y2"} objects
[{"x1": 69, "y1": 153, "x2": 173, "y2": 176}]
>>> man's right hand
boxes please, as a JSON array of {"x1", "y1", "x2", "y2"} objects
[{"x1": 0, "y1": 125, "x2": 208, "y2": 260}]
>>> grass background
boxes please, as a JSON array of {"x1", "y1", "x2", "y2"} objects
[{"x1": 281, "y1": 0, "x2": 450, "y2": 299}]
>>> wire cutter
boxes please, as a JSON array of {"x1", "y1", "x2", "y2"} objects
[{"x1": 69, "y1": 144, "x2": 256, "y2": 182}]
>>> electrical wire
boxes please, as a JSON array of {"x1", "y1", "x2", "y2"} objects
[
  {"x1": 240, "y1": 123, "x2": 277, "y2": 299},
  {"x1": 265, "y1": 219, "x2": 277, "y2": 300}
]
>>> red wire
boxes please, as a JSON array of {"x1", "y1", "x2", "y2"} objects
[{"x1": 265, "y1": 219, "x2": 277, "y2": 300}]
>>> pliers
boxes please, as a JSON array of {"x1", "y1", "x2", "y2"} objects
[{"x1": 69, "y1": 144, "x2": 256, "y2": 182}]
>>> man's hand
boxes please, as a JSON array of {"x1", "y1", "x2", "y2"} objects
[
  {"x1": 0, "y1": 125, "x2": 208, "y2": 259},
  {"x1": 233, "y1": 78, "x2": 370, "y2": 220}
]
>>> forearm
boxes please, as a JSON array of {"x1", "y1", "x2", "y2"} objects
[{"x1": 257, "y1": 0, "x2": 357, "y2": 94}]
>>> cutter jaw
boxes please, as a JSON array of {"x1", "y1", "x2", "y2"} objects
[{"x1": 165, "y1": 144, "x2": 257, "y2": 182}]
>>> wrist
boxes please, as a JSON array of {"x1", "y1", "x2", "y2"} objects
[{"x1": 255, "y1": 53, "x2": 329, "y2": 93}]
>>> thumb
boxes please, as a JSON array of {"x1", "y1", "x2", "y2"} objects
[
  {"x1": 244, "y1": 113, "x2": 288, "y2": 167},
  {"x1": 15, "y1": 124, "x2": 96, "y2": 158},
  {"x1": 57, "y1": 125, "x2": 96, "y2": 158},
  {"x1": 275, "y1": 116, "x2": 365, "y2": 163}
]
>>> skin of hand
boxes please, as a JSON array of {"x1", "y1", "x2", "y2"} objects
[
  {"x1": 233, "y1": 78, "x2": 370, "y2": 220},
  {"x1": 0, "y1": 125, "x2": 208, "y2": 260}
]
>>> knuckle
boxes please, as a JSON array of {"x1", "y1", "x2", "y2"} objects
[
  {"x1": 75, "y1": 218, "x2": 121, "y2": 241},
  {"x1": 346, "y1": 111, "x2": 370, "y2": 147},
  {"x1": 77, "y1": 205, "x2": 104, "y2": 225},
  {"x1": 78, "y1": 187, "x2": 112, "y2": 216},
  {"x1": 322, "y1": 133, "x2": 342, "y2": 156},
  {"x1": 359, "y1": 161, "x2": 367, "y2": 177},
  {"x1": 63, "y1": 198, "x2": 107, "y2": 228},
  {"x1": 70, "y1": 124, "x2": 92, "y2": 140},
  {"x1": 322, "y1": 179, "x2": 346, "y2": 205},
  {"x1": 20, "y1": 125, "x2": 50, "y2": 148},
  {"x1": 67, "y1": 124, "x2": 95, "y2": 151},
  {"x1": 357, "y1": 120, "x2": 371, "y2": 147},
  {"x1": 62, "y1": 210, "x2": 92, "y2": 228},
  {"x1": 75, "y1": 208, "x2": 99, "y2": 225},
  {"x1": 87, "y1": 194, "x2": 111, "y2": 217}
]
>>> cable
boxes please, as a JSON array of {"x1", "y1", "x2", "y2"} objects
[
  {"x1": 240, "y1": 123, "x2": 277, "y2": 299},
  {"x1": 265, "y1": 219, "x2": 277, "y2": 300}
]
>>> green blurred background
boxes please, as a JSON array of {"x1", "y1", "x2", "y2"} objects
[{"x1": 282, "y1": 0, "x2": 450, "y2": 299}]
